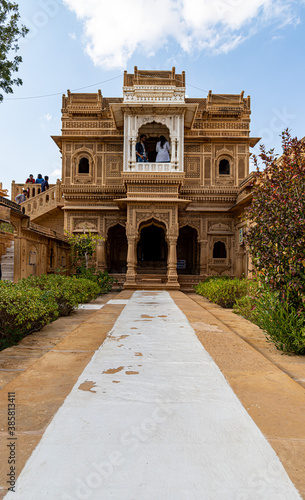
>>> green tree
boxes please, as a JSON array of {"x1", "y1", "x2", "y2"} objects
[
  {"x1": 245, "y1": 130, "x2": 305, "y2": 311},
  {"x1": 66, "y1": 229, "x2": 102, "y2": 270},
  {"x1": 0, "y1": 1, "x2": 28, "y2": 102}
]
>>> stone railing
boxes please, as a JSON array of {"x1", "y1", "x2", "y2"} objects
[
  {"x1": 128, "y1": 162, "x2": 179, "y2": 173},
  {"x1": 11, "y1": 180, "x2": 56, "y2": 200},
  {"x1": 20, "y1": 180, "x2": 64, "y2": 219}
]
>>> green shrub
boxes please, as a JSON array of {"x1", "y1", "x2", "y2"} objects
[
  {"x1": 244, "y1": 131, "x2": 305, "y2": 316},
  {"x1": 233, "y1": 280, "x2": 262, "y2": 321},
  {"x1": 252, "y1": 290, "x2": 305, "y2": 355},
  {"x1": 0, "y1": 274, "x2": 101, "y2": 351},
  {"x1": 0, "y1": 281, "x2": 58, "y2": 347},
  {"x1": 69, "y1": 276, "x2": 100, "y2": 304},
  {"x1": 76, "y1": 267, "x2": 117, "y2": 294},
  {"x1": 23, "y1": 274, "x2": 100, "y2": 316},
  {"x1": 195, "y1": 277, "x2": 253, "y2": 308},
  {"x1": 233, "y1": 295, "x2": 258, "y2": 322},
  {"x1": 196, "y1": 276, "x2": 305, "y2": 355}
]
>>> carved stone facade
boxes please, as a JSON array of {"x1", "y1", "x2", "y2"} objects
[
  {"x1": 14, "y1": 67, "x2": 259, "y2": 289},
  {"x1": 0, "y1": 196, "x2": 70, "y2": 281}
]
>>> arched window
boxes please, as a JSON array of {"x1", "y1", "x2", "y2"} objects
[
  {"x1": 78, "y1": 157, "x2": 89, "y2": 174},
  {"x1": 219, "y1": 159, "x2": 230, "y2": 175},
  {"x1": 213, "y1": 241, "x2": 227, "y2": 258}
]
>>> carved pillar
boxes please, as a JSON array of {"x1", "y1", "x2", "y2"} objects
[
  {"x1": 125, "y1": 236, "x2": 137, "y2": 285},
  {"x1": 167, "y1": 236, "x2": 179, "y2": 286},
  {"x1": 171, "y1": 139, "x2": 176, "y2": 163},
  {"x1": 131, "y1": 138, "x2": 137, "y2": 164},
  {"x1": 199, "y1": 239, "x2": 208, "y2": 275},
  {"x1": 55, "y1": 179, "x2": 61, "y2": 203},
  {"x1": 96, "y1": 238, "x2": 106, "y2": 271}
]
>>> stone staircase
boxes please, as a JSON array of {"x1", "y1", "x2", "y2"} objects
[
  {"x1": 21, "y1": 183, "x2": 63, "y2": 221},
  {"x1": 1, "y1": 240, "x2": 14, "y2": 282},
  {"x1": 109, "y1": 273, "x2": 204, "y2": 291}
]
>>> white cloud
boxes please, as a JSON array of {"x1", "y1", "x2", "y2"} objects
[
  {"x1": 63, "y1": 0, "x2": 299, "y2": 69},
  {"x1": 40, "y1": 113, "x2": 53, "y2": 129},
  {"x1": 69, "y1": 32, "x2": 77, "y2": 40},
  {"x1": 49, "y1": 167, "x2": 61, "y2": 181}
]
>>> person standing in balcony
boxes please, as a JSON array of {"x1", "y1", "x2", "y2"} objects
[
  {"x1": 41, "y1": 176, "x2": 49, "y2": 192},
  {"x1": 156, "y1": 136, "x2": 170, "y2": 162},
  {"x1": 36, "y1": 174, "x2": 43, "y2": 184},
  {"x1": 25, "y1": 174, "x2": 35, "y2": 183},
  {"x1": 136, "y1": 134, "x2": 148, "y2": 162}
]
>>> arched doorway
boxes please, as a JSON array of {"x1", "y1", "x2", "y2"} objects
[
  {"x1": 177, "y1": 226, "x2": 198, "y2": 274},
  {"x1": 138, "y1": 122, "x2": 170, "y2": 163},
  {"x1": 137, "y1": 221, "x2": 168, "y2": 274},
  {"x1": 107, "y1": 224, "x2": 127, "y2": 273}
]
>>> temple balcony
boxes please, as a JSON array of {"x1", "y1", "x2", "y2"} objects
[
  {"x1": 128, "y1": 162, "x2": 180, "y2": 173},
  {"x1": 11, "y1": 180, "x2": 64, "y2": 222},
  {"x1": 11, "y1": 181, "x2": 56, "y2": 200}
]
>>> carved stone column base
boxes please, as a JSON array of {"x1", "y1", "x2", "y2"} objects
[
  {"x1": 124, "y1": 274, "x2": 137, "y2": 287},
  {"x1": 167, "y1": 237, "x2": 179, "y2": 288},
  {"x1": 166, "y1": 278, "x2": 180, "y2": 289},
  {"x1": 125, "y1": 236, "x2": 137, "y2": 287}
]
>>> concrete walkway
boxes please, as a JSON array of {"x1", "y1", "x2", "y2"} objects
[{"x1": 4, "y1": 291, "x2": 301, "y2": 499}]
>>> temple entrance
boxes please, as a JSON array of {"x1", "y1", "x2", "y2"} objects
[
  {"x1": 137, "y1": 222, "x2": 168, "y2": 274},
  {"x1": 107, "y1": 224, "x2": 127, "y2": 273},
  {"x1": 177, "y1": 226, "x2": 199, "y2": 274}
]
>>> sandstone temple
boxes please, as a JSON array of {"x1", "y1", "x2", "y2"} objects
[{"x1": 6, "y1": 67, "x2": 258, "y2": 289}]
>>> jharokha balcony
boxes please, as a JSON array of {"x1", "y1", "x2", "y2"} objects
[{"x1": 128, "y1": 162, "x2": 178, "y2": 173}]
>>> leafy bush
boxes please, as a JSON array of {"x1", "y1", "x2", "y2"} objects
[
  {"x1": 233, "y1": 295, "x2": 258, "y2": 322},
  {"x1": 196, "y1": 275, "x2": 305, "y2": 355},
  {"x1": 252, "y1": 290, "x2": 305, "y2": 355},
  {"x1": 195, "y1": 277, "x2": 254, "y2": 308},
  {"x1": 0, "y1": 274, "x2": 100, "y2": 350},
  {"x1": 76, "y1": 267, "x2": 117, "y2": 294},
  {"x1": 233, "y1": 280, "x2": 262, "y2": 321},
  {"x1": 245, "y1": 130, "x2": 305, "y2": 314},
  {"x1": 0, "y1": 281, "x2": 58, "y2": 347},
  {"x1": 23, "y1": 274, "x2": 100, "y2": 316}
]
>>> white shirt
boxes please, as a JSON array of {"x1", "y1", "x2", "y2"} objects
[{"x1": 156, "y1": 141, "x2": 170, "y2": 162}]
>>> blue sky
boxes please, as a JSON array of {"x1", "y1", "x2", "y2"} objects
[{"x1": 1, "y1": 0, "x2": 305, "y2": 196}]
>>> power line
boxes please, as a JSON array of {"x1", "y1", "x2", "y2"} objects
[
  {"x1": 3, "y1": 75, "x2": 123, "y2": 101},
  {"x1": 3, "y1": 71, "x2": 248, "y2": 107}
]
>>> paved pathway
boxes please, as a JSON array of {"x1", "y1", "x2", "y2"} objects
[{"x1": 5, "y1": 291, "x2": 301, "y2": 499}]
